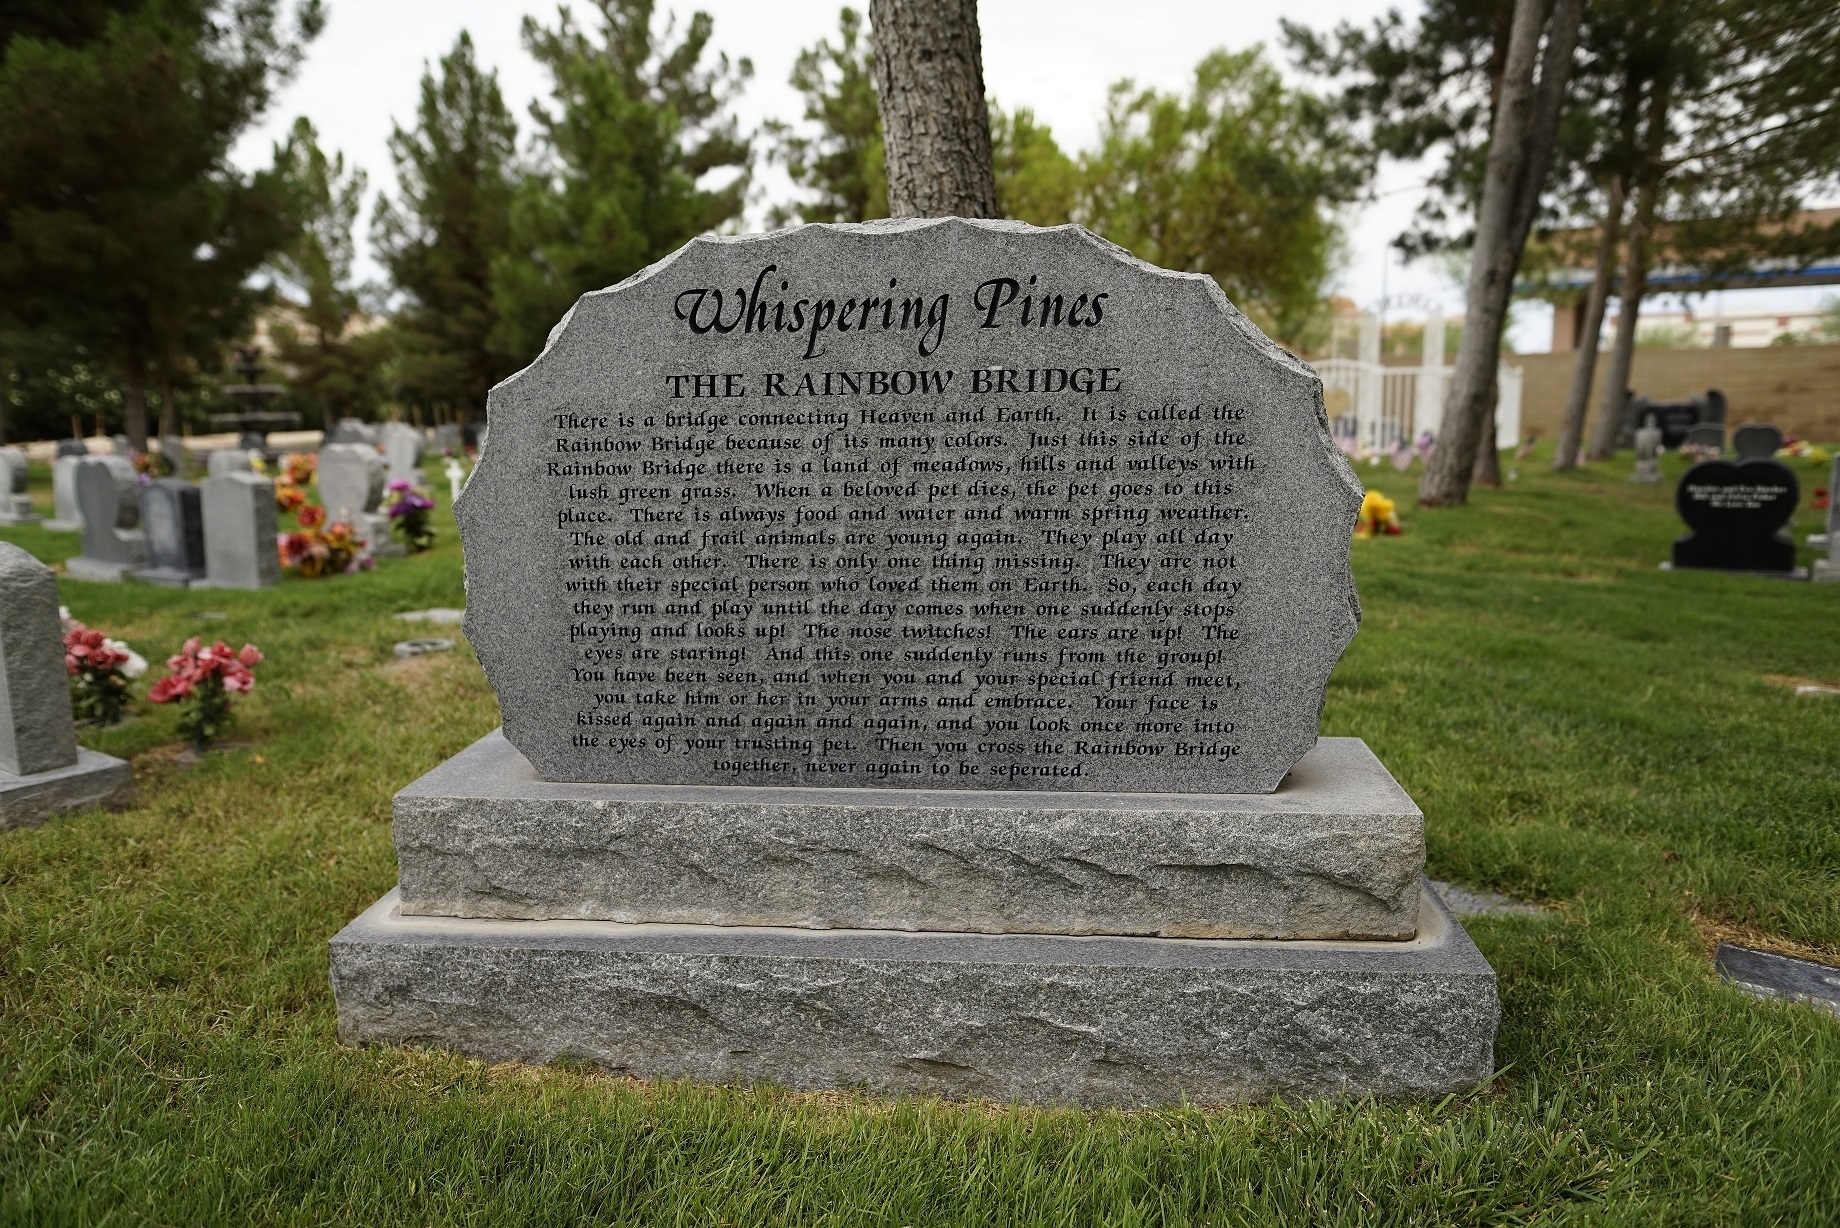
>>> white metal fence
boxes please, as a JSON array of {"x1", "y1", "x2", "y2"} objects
[{"x1": 1309, "y1": 311, "x2": 1522, "y2": 454}]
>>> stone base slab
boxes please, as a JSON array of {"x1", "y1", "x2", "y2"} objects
[
  {"x1": 44, "y1": 519, "x2": 83, "y2": 532},
  {"x1": 0, "y1": 748, "x2": 134, "y2": 830},
  {"x1": 64, "y1": 557, "x2": 136, "y2": 582},
  {"x1": 331, "y1": 881, "x2": 1497, "y2": 1106},
  {"x1": 395, "y1": 732, "x2": 1424, "y2": 940},
  {"x1": 130, "y1": 567, "x2": 204, "y2": 588}
]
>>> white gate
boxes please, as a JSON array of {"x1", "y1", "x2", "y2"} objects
[{"x1": 1313, "y1": 311, "x2": 1521, "y2": 453}]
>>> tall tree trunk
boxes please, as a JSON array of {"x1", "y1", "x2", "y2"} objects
[
  {"x1": 0, "y1": 358, "x2": 10, "y2": 447},
  {"x1": 1586, "y1": 178, "x2": 1658, "y2": 461},
  {"x1": 869, "y1": 0, "x2": 997, "y2": 219},
  {"x1": 1553, "y1": 177, "x2": 1626, "y2": 470},
  {"x1": 1472, "y1": 386, "x2": 1501, "y2": 486},
  {"x1": 1418, "y1": 0, "x2": 1584, "y2": 507},
  {"x1": 158, "y1": 374, "x2": 177, "y2": 440},
  {"x1": 123, "y1": 367, "x2": 149, "y2": 453}
]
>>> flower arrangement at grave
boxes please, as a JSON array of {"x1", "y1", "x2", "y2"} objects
[
  {"x1": 149, "y1": 637, "x2": 261, "y2": 752},
  {"x1": 59, "y1": 608, "x2": 146, "y2": 726},
  {"x1": 1776, "y1": 438, "x2": 1832, "y2": 467},
  {"x1": 385, "y1": 478, "x2": 437, "y2": 552},
  {"x1": 278, "y1": 504, "x2": 374, "y2": 577},
  {"x1": 1354, "y1": 489, "x2": 1402, "y2": 538},
  {"x1": 274, "y1": 452, "x2": 317, "y2": 514}
]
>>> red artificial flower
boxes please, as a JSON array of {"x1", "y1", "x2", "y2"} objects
[{"x1": 297, "y1": 504, "x2": 326, "y2": 529}]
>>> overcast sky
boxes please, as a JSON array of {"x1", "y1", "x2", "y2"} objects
[{"x1": 230, "y1": 0, "x2": 1833, "y2": 354}]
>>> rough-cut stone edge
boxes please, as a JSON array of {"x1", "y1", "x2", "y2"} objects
[
  {"x1": 0, "y1": 748, "x2": 134, "y2": 831},
  {"x1": 330, "y1": 880, "x2": 1496, "y2": 1107},
  {"x1": 394, "y1": 730, "x2": 1424, "y2": 939},
  {"x1": 460, "y1": 217, "x2": 1364, "y2": 796}
]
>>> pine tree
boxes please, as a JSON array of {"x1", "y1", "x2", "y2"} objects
[
  {"x1": 492, "y1": 0, "x2": 753, "y2": 364},
  {"x1": 0, "y1": 0, "x2": 323, "y2": 450},
  {"x1": 767, "y1": 7, "x2": 886, "y2": 225},
  {"x1": 372, "y1": 32, "x2": 519, "y2": 425}
]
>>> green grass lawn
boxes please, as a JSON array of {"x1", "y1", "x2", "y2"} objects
[{"x1": 1, "y1": 447, "x2": 1836, "y2": 1225}]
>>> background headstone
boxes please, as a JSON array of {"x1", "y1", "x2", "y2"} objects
[
  {"x1": 329, "y1": 418, "x2": 379, "y2": 446},
  {"x1": 133, "y1": 479, "x2": 207, "y2": 587},
  {"x1": 207, "y1": 449, "x2": 256, "y2": 478},
  {"x1": 460, "y1": 217, "x2": 1363, "y2": 793},
  {"x1": 47, "y1": 456, "x2": 85, "y2": 531},
  {"x1": 0, "y1": 447, "x2": 40, "y2": 524},
  {"x1": 1631, "y1": 416, "x2": 1662, "y2": 483},
  {"x1": 318, "y1": 442, "x2": 395, "y2": 555},
  {"x1": 199, "y1": 472, "x2": 280, "y2": 590},
  {"x1": 1682, "y1": 423, "x2": 1726, "y2": 453},
  {"x1": 1732, "y1": 423, "x2": 1783, "y2": 459},
  {"x1": 158, "y1": 434, "x2": 199, "y2": 479},
  {"x1": 431, "y1": 423, "x2": 463, "y2": 455},
  {"x1": 66, "y1": 459, "x2": 147, "y2": 582},
  {"x1": 1671, "y1": 426, "x2": 1799, "y2": 574},
  {"x1": 0, "y1": 542, "x2": 79, "y2": 776},
  {"x1": 382, "y1": 422, "x2": 425, "y2": 486},
  {"x1": 55, "y1": 438, "x2": 89, "y2": 458},
  {"x1": 1814, "y1": 453, "x2": 1840, "y2": 584}
]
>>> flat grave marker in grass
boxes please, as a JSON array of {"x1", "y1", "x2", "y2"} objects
[{"x1": 332, "y1": 218, "x2": 1499, "y2": 1108}]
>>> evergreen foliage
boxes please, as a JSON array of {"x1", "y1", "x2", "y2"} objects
[
  {"x1": 766, "y1": 7, "x2": 886, "y2": 225},
  {"x1": 492, "y1": 0, "x2": 754, "y2": 365},
  {"x1": 371, "y1": 32, "x2": 519, "y2": 424},
  {"x1": 0, "y1": 0, "x2": 324, "y2": 448},
  {"x1": 269, "y1": 118, "x2": 382, "y2": 431}
]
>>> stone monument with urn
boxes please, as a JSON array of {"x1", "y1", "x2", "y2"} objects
[{"x1": 330, "y1": 220, "x2": 1499, "y2": 1105}]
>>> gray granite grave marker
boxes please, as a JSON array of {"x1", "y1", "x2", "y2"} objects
[
  {"x1": 382, "y1": 423, "x2": 425, "y2": 486},
  {"x1": 461, "y1": 219, "x2": 1361, "y2": 794},
  {"x1": 0, "y1": 448, "x2": 40, "y2": 524},
  {"x1": 132, "y1": 479, "x2": 207, "y2": 587},
  {"x1": 198, "y1": 472, "x2": 280, "y2": 590},
  {"x1": 318, "y1": 442, "x2": 395, "y2": 554},
  {"x1": 1631, "y1": 415, "x2": 1662, "y2": 483},
  {"x1": 334, "y1": 219, "x2": 1495, "y2": 1106},
  {"x1": 65, "y1": 458, "x2": 146, "y2": 582},
  {"x1": 207, "y1": 449, "x2": 255, "y2": 478},
  {"x1": 48, "y1": 456, "x2": 85, "y2": 530},
  {"x1": 0, "y1": 542, "x2": 133, "y2": 827}
]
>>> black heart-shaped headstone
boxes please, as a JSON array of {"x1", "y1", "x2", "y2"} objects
[{"x1": 1672, "y1": 458, "x2": 1799, "y2": 573}]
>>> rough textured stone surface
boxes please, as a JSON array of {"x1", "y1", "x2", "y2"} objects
[
  {"x1": 0, "y1": 748, "x2": 134, "y2": 830},
  {"x1": 461, "y1": 218, "x2": 1362, "y2": 793},
  {"x1": 397, "y1": 730, "x2": 1422, "y2": 939},
  {"x1": 0, "y1": 543, "x2": 79, "y2": 776},
  {"x1": 331, "y1": 881, "x2": 1496, "y2": 1106},
  {"x1": 198, "y1": 472, "x2": 280, "y2": 590},
  {"x1": 317, "y1": 443, "x2": 385, "y2": 522}
]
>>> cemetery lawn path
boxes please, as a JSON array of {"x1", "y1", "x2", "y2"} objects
[{"x1": 1, "y1": 448, "x2": 1836, "y2": 1226}]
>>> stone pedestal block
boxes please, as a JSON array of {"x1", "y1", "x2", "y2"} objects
[
  {"x1": 396, "y1": 731, "x2": 1424, "y2": 940},
  {"x1": 331, "y1": 882, "x2": 1496, "y2": 1107},
  {"x1": 0, "y1": 748, "x2": 134, "y2": 830}
]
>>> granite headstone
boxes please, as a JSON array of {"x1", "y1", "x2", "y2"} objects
[
  {"x1": 132, "y1": 479, "x2": 207, "y2": 587},
  {"x1": 0, "y1": 447, "x2": 39, "y2": 524},
  {"x1": 0, "y1": 542, "x2": 133, "y2": 827},
  {"x1": 56, "y1": 439, "x2": 89, "y2": 459},
  {"x1": 460, "y1": 219, "x2": 1362, "y2": 794},
  {"x1": 65, "y1": 458, "x2": 147, "y2": 582},
  {"x1": 432, "y1": 423, "x2": 463, "y2": 455},
  {"x1": 199, "y1": 472, "x2": 281, "y2": 590},
  {"x1": 334, "y1": 219, "x2": 1495, "y2": 1108},
  {"x1": 1683, "y1": 423, "x2": 1725, "y2": 453},
  {"x1": 1671, "y1": 424, "x2": 1798, "y2": 574},
  {"x1": 318, "y1": 442, "x2": 396, "y2": 554},
  {"x1": 382, "y1": 423, "x2": 425, "y2": 485},
  {"x1": 1631, "y1": 415, "x2": 1662, "y2": 483},
  {"x1": 329, "y1": 418, "x2": 379, "y2": 446},
  {"x1": 47, "y1": 456, "x2": 85, "y2": 531},
  {"x1": 207, "y1": 449, "x2": 256, "y2": 478}
]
